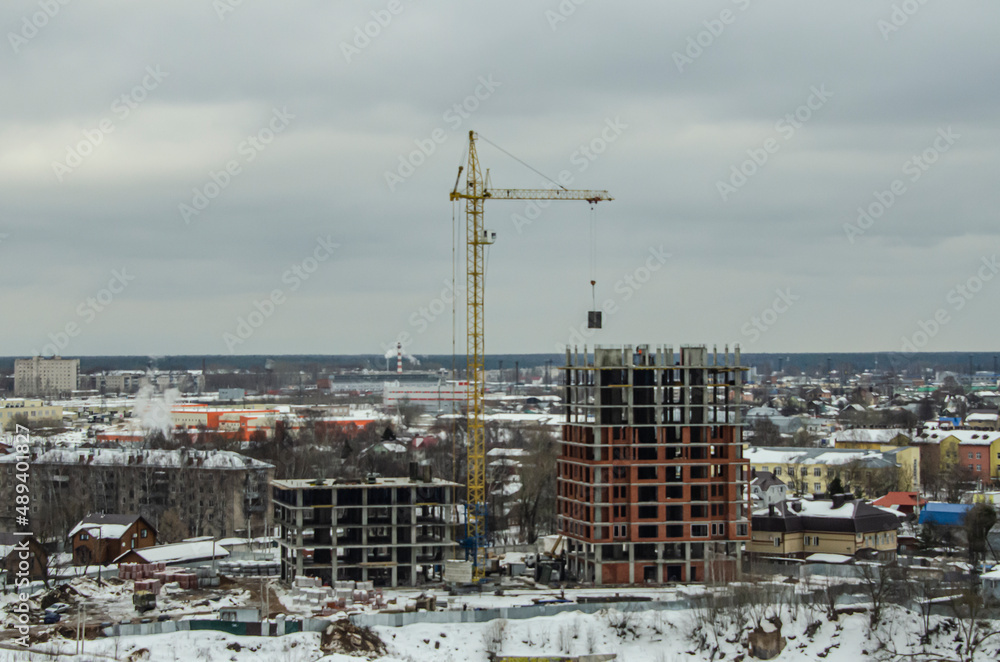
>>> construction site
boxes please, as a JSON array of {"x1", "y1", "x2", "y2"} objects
[
  {"x1": 559, "y1": 344, "x2": 751, "y2": 585},
  {"x1": 272, "y1": 475, "x2": 460, "y2": 588}
]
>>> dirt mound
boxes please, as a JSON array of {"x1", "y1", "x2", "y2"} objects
[
  {"x1": 320, "y1": 618, "x2": 386, "y2": 657},
  {"x1": 40, "y1": 584, "x2": 80, "y2": 609}
]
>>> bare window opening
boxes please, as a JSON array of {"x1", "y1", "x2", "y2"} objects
[{"x1": 637, "y1": 466, "x2": 658, "y2": 481}]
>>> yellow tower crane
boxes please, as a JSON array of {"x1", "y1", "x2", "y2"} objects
[{"x1": 449, "y1": 130, "x2": 612, "y2": 581}]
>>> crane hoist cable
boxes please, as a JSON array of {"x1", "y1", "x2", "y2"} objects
[{"x1": 590, "y1": 203, "x2": 598, "y2": 311}]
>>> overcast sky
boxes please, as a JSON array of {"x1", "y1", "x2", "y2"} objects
[{"x1": 2, "y1": 1, "x2": 999, "y2": 359}]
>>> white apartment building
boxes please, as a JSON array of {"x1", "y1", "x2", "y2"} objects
[{"x1": 14, "y1": 357, "x2": 79, "y2": 396}]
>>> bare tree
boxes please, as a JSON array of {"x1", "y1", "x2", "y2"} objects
[
  {"x1": 856, "y1": 561, "x2": 904, "y2": 631},
  {"x1": 948, "y1": 590, "x2": 1000, "y2": 662},
  {"x1": 749, "y1": 418, "x2": 782, "y2": 446},
  {"x1": 396, "y1": 397, "x2": 421, "y2": 429},
  {"x1": 511, "y1": 429, "x2": 557, "y2": 544},
  {"x1": 158, "y1": 508, "x2": 189, "y2": 543}
]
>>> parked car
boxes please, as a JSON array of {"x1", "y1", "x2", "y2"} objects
[
  {"x1": 43, "y1": 612, "x2": 61, "y2": 624},
  {"x1": 45, "y1": 603, "x2": 70, "y2": 615}
]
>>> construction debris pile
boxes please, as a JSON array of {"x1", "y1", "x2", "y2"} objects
[{"x1": 320, "y1": 618, "x2": 386, "y2": 657}]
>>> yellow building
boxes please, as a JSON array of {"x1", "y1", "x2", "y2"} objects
[
  {"x1": 746, "y1": 445, "x2": 920, "y2": 497},
  {"x1": 749, "y1": 495, "x2": 900, "y2": 561},
  {"x1": 0, "y1": 399, "x2": 64, "y2": 429},
  {"x1": 935, "y1": 430, "x2": 1000, "y2": 479},
  {"x1": 964, "y1": 413, "x2": 999, "y2": 431}
]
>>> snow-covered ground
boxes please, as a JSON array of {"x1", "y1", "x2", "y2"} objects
[
  {"x1": 6, "y1": 602, "x2": 999, "y2": 662},
  {"x1": 4, "y1": 580, "x2": 999, "y2": 661}
]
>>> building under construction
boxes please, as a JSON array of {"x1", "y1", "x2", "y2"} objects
[
  {"x1": 558, "y1": 345, "x2": 750, "y2": 585},
  {"x1": 272, "y1": 475, "x2": 459, "y2": 587}
]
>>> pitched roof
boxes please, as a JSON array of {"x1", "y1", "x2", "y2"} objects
[
  {"x1": 752, "y1": 471, "x2": 786, "y2": 491},
  {"x1": 0, "y1": 532, "x2": 38, "y2": 559},
  {"x1": 68, "y1": 513, "x2": 150, "y2": 539},
  {"x1": 113, "y1": 539, "x2": 228, "y2": 564},
  {"x1": 752, "y1": 498, "x2": 901, "y2": 534},
  {"x1": 872, "y1": 492, "x2": 927, "y2": 509},
  {"x1": 833, "y1": 428, "x2": 912, "y2": 444}
]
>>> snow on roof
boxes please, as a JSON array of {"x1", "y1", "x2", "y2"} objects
[
  {"x1": 795, "y1": 500, "x2": 861, "y2": 518},
  {"x1": 68, "y1": 523, "x2": 130, "y2": 540},
  {"x1": 484, "y1": 412, "x2": 558, "y2": 425},
  {"x1": 745, "y1": 446, "x2": 887, "y2": 467},
  {"x1": 114, "y1": 539, "x2": 229, "y2": 564},
  {"x1": 832, "y1": 428, "x2": 911, "y2": 443},
  {"x1": 805, "y1": 553, "x2": 854, "y2": 564},
  {"x1": 0, "y1": 448, "x2": 273, "y2": 470},
  {"x1": 953, "y1": 430, "x2": 1000, "y2": 445},
  {"x1": 487, "y1": 447, "x2": 528, "y2": 458},
  {"x1": 215, "y1": 536, "x2": 273, "y2": 548},
  {"x1": 966, "y1": 412, "x2": 999, "y2": 421}
]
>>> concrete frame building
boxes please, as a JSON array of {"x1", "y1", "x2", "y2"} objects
[
  {"x1": 272, "y1": 476, "x2": 459, "y2": 587},
  {"x1": 14, "y1": 357, "x2": 79, "y2": 397},
  {"x1": 559, "y1": 345, "x2": 751, "y2": 585}
]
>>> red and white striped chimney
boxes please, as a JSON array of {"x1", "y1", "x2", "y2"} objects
[{"x1": 396, "y1": 342, "x2": 403, "y2": 374}]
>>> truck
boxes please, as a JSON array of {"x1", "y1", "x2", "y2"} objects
[{"x1": 133, "y1": 590, "x2": 156, "y2": 613}]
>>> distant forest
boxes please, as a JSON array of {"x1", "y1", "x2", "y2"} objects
[{"x1": 1, "y1": 351, "x2": 998, "y2": 377}]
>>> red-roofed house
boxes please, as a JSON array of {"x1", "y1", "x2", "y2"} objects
[{"x1": 872, "y1": 491, "x2": 927, "y2": 516}]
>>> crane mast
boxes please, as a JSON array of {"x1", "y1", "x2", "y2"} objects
[{"x1": 450, "y1": 130, "x2": 612, "y2": 581}]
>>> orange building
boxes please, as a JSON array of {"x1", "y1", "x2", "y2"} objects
[{"x1": 559, "y1": 345, "x2": 750, "y2": 585}]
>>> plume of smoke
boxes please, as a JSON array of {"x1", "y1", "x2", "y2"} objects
[
  {"x1": 134, "y1": 383, "x2": 180, "y2": 437},
  {"x1": 382, "y1": 346, "x2": 421, "y2": 365}
]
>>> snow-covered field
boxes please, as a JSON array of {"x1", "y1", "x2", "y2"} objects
[{"x1": 3, "y1": 596, "x2": 998, "y2": 662}]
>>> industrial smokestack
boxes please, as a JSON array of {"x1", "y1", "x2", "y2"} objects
[{"x1": 397, "y1": 342, "x2": 403, "y2": 374}]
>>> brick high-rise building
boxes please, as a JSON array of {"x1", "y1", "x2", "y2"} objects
[{"x1": 558, "y1": 345, "x2": 750, "y2": 585}]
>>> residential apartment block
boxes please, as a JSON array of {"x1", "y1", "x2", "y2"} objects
[
  {"x1": 0, "y1": 448, "x2": 272, "y2": 540},
  {"x1": 559, "y1": 345, "x2": 750, "y2": 585},
  {"x1": 745, "y1": 445, "x2": 920, "y2": 496},
  {"x1": 14, "y1": 357, "x2": 79, "y2": 397},
  {"x1": 272, "y1": 476, "x2": 459, "y2": 587}
]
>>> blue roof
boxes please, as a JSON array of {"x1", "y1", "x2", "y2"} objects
[{"x1": 918, "y1": 503, "x2": 973, "y2": 526}]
